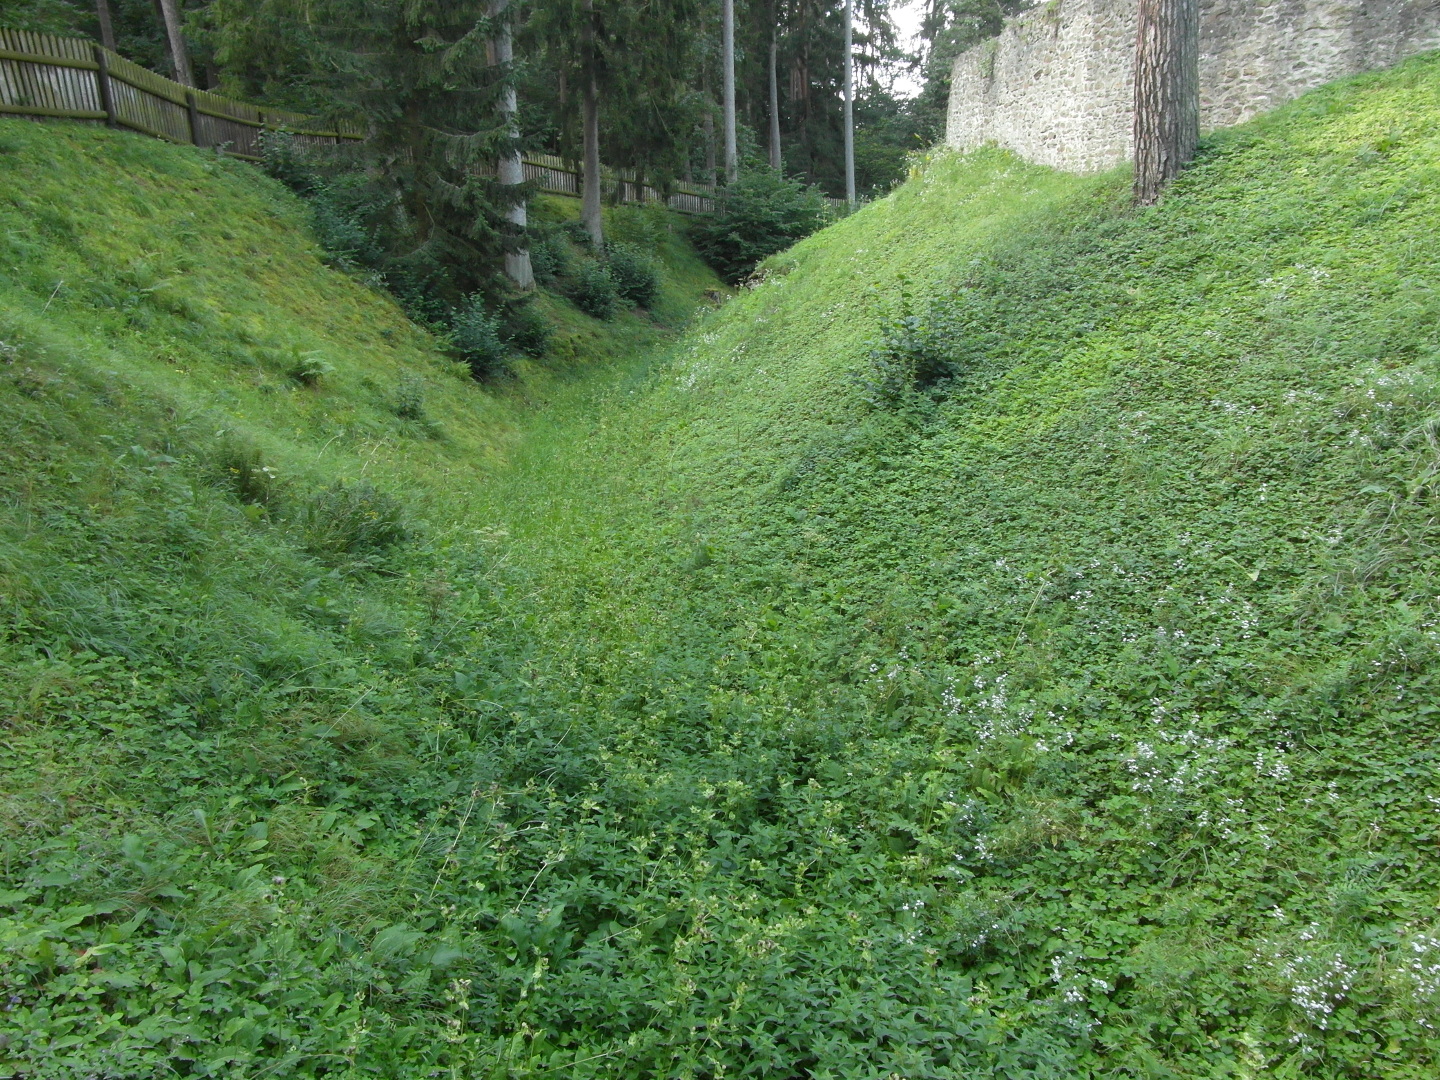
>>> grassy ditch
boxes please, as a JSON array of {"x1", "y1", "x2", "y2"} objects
[{"x1": 4, "y1": 53, "x2": 1440, "y2": 1078}]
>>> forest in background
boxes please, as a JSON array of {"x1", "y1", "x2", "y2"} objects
[
  {"x1": 6, "y1": 0, "x2": 1029, "y2": 200},
  {"x1": 3, "y1": 0, "x2": 1034, "y2": 371}
]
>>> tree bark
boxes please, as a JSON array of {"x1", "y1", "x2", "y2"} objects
[
  {"x1": 580, "y1": 74, "x2": 602, "y2": 246},
  {"x1": 157, "y1": 0, "x2": 194, "y2": 87},
  {"x1": 842, "y1": 0, "x2": 855, "y2": 204},
  {"x1": 578, "y1": 2, "x2": 604, "y2": 250},
  {"x1": 1132, "y1": 0, "x2": 1198, "y2": 205},
  {"x1": 768, "y1": 9, "x2": 781, "y2": 170},
  {"x1": 492, "y1": 0, "x2": 533, "y2": 287},
  {"x1": 95, "y1": 0, "x2": 117, "y2": 52},
  {"x1": 721, "y1": 0, "x2": 737, "y2": 183},
  {"x1": 703, "y1": 104, "x2": 716, "y2": 185}
]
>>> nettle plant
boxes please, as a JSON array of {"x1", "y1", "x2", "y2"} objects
[{"x1": 859, "y1": 289, "x2": 967, "y2": 404}]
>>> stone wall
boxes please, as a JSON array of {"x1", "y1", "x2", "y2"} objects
[{"x1": 945, "y1": 0, "x2": 1440, "y2": 172}]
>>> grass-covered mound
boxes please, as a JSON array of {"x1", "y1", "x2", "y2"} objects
[
  {"x1": 0, "y1": 118, "x2": 720, "y2": 1077},
  {"x1": 3, "y1": 51, "x2": 1440, "y2": 1078},
  {"x1": 456, "y1": 57, "x2": 1440, "y2": 1075}
]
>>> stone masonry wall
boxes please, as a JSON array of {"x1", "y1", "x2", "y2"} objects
[{"x1": 945, "y1": 0, "x2": 1440, "y2": 172}]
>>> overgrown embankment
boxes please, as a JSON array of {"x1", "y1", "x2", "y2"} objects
[{"x1": 4, "y1": 54, "x2": 1440, "y2": 1079}]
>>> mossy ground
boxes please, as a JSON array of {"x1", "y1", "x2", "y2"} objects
[{"x1": 4, "y1": 55, "x2": 1440, "y2": 1078}]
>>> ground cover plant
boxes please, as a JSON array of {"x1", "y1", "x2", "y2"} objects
[{"x1": 3, "y1": 52, "x2": 1440, "y2": 1078}]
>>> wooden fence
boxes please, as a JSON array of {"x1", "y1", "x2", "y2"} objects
[
  {"x1": 1, "y1": 27, "x2": 842, "y2": 216},
  {"x1": 519, "y1": 152, "x2": 718, "y2": 215},
  {"x1": 0, "y1": 28, "x2": 363, "y2": 157}
]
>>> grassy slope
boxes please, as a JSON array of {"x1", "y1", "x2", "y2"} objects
[
  {"x1": 468, "y1": 56, "x2": 1440, "y2": 1077},
  {"x1": 0, "y1": 119, "x2": 721, "y2": 1078},
  {"x1": 3, "y1": 53, "x2": 1440, "y2": 1079}
]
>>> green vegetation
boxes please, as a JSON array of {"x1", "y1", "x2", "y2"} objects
[
  {"x1": 5, "y1": 51, "x2": 1440, "y2": 1079},
  {"x1": 690, "y1": 167, "x2": 831, "y2": 283}
]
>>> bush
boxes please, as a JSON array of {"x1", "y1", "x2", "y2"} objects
[
  {"x1": 691, "y1": 168, "x2": 828, "y2": 283},
  {"x1": 606, "y1": 242, "x2": 661, "y2": 308},
  {"x1": 258, "y1": 131, "x2": 321, "y2": 196},
  {"x1": 858, "y1": 293, "x2": 965, "y2": 404},
  {"x1": 528, "y1": 233, "x2": 572, "y2": 284},
  {"x1": 204, "y1": 438, "x2": 282, "y2": 507},
  {"x1": 568, "y1": 259, "x2": 619, "y2": 319},
  {"x1": 390, "y1": 375, "x2": 427, "y2": 421},
  {"x1": 560, "y1": 219, "x2": 595, "y2": 248},
  {"x1": 451, "y1": 295, "x2": 509, "y2": 378},
  {"x1": 293, "y1": 482, "x2": 408, "y2": 558},
  {"x1": 285, "y1": 349, "x2": 334, "y2": 386},
  {"x1": 500, "y1": 301, "x2": 552, "y2": 357}
]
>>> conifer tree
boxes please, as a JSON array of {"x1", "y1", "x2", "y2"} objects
[
  {"x1": 157, "y1": 0, "x2": 194, "y2": 86},
  {"x1": 325, "y1": 0, "x2": 523, "y2": 307},
  {"x1": 526, "y1": 0, "x2": 703, "y2": 246},
  {"x1": 95, "y1": 0, "x2": 116, "y2": 51},
  {"x1": 492, "y1": 0, "x2": 534, "y2": 288},
  {"x1": 722, "y1": 0, "x2": 737, "y2": 182}
]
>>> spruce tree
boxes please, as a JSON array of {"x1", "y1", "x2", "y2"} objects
[
  {"x1": 323, "y1": 0, "x2": 524, "y2": 309},
  {"x1": 526, "y1": 0, "x2": 704, "y2": 246}
]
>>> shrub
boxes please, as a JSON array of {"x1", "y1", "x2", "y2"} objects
[
  {"x1": 261, "y1": 133, "x2": 385, "y2": 272},
  {"x1": 204, "y1": 438, "x2": 282, "y2": 507},
  {"x1": 258, "y1": 131, "x2": 322, "y2": 196},
  {"x1": 500, "y1": 301, "x2": 552, "y2": 357},
  {"x1": 294, "y1": 482, "x2": 408, "y2": 558},
  {"x1": 390, "y1": 375, "x2": 427, "y2": 421},
  {"x1": 858, "y1": 293, "x2": 965, "y2": 404},
  {"x1": 310, "y1": 198, "x2": 376, "y2": 269},
  {"x1": 568, "y1": 259, "x2": 619, "y2": 319},
  {"x1": 451, "y1": 295, "x2": 510, "y2": 378},
  {"x1": 287, "y1": 350, "x2": 334, "y2": 386},
  {"x1": 606, "y1": 242, "x2": 661, "y2": 308},
  {"x1": 691, "y1": 168, "x2": 828, "y2": 283},
  {"x1": 560, "y1": 219, "x2": 595, "y2": 248},
  {"x1": 528, "y1": 233, "x2": 572, "y2": 284}
]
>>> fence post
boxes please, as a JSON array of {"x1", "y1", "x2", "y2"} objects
[
  {"x1": 185, "y1": 89, "x2": 202, "y2": 147},
  {"x1": 92, "y1": 44, "x2": 117, "y2": 128}
]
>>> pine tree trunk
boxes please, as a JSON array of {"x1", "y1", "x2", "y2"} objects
[
  {"x1": 581, "y1": 77, "x2": 602, "y2": 246},
  {"x1": 721, "y1": 0, "x2": 737, "y2": 183},
  {"x1": 157, "y1": 0, "x2": 194, "y2": 87},
  {"x1": 768, "y1": 13, "x2": 781, "y2": 170},
  {"x1": 580, "y1": 0, "x2": 603, "y2": 248},
  {"x1": 492, "y1": 0, "x2": 533, "y2": 288},
  {"x1": 1132, "y1": 0, "x2": 1198, "y2": 205},
  {"x1": 842, "y1": 0, "x2": 855, "y2": 204},
  {"x1": 703, "y1": 107, "x2": 716, "y2": 185},
  {"x1": 95, "y1": 0, "x2": 116, "y2": 52}
]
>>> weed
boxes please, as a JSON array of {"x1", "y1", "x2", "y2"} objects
[
  {"x1": 285, "y1": 349, "x2": 334, "y2": 386},
  {"x1": 203, "y1": 437, "x2": 283, "y2": 507},
  {"x1": 292, "y1": 482, "x2": 408, "y2": 559},
  {"x1": 390, "y1": 375, "x2": 428, "y2": 421}
]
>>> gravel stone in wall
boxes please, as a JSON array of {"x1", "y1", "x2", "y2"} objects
[{"x1": 946, "y1": 0, "x2": 1440, "y2": 172}]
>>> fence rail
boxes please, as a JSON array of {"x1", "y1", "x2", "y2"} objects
[
  {"x1": 518, "y1": 151, "x2": 720, "y2": 215},
  {"x1": 0, "y1": 28, "x2": 363, "y2": 157},
  {"x1": 1, "y1": 28, "x2": 844, "y2": 216}
]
